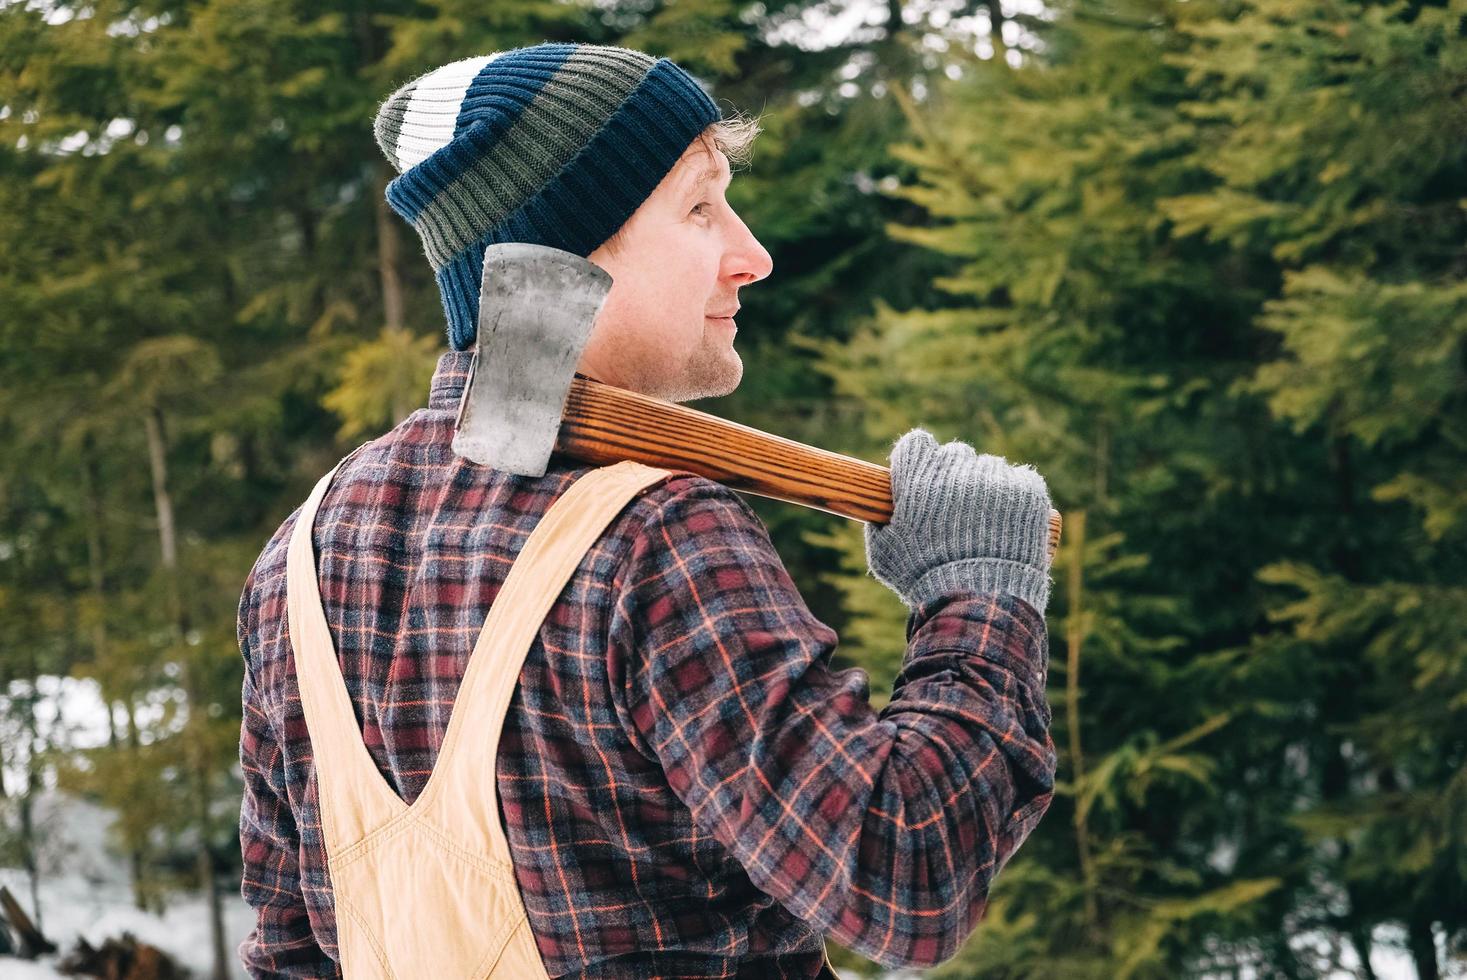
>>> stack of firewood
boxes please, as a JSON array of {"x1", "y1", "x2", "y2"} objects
[
  {"x1": 0, "y1": 884, "x2": 56, "y2": 959},
  {"x1": 57, "y1": 933, "x2": 190, "y2": 979}
]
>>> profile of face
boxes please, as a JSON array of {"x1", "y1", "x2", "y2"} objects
[{"x1": 579, "y1": 133, "x2": 773, "y2": 403}]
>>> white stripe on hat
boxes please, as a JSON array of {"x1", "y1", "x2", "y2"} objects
[{"x1": 394, "y1": 53, "x2": 499, "y2": 171}]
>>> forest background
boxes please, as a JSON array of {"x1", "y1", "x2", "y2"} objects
[{"x1": 0, "y1": 0, "x2": 1463, "y2": 977}]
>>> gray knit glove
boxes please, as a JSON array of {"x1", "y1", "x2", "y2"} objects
[{"x1": 865, "y1": 429, "x2": 1054, "y2": 614}]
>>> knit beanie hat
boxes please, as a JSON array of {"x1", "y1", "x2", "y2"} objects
[{"x1": 373, "y1": 42, "x2": 723, "y2": 351}]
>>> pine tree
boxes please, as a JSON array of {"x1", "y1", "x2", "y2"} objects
[
  {"x1": 811, "y1": 0, "x2": 1465, "y2": 975},
  {"x1": 1165, "y1": 2, "x2": 1467, "y2": 974}
]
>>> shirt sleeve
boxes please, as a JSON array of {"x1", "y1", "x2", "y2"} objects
[
  {"x1": 606, "y1": 476, "x2": 1056, "y2": 970},
  {"x1": 237, "y1": 573, "x2": 341, "y2": 979}
]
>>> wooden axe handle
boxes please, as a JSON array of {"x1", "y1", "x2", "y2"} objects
[{"x1": 560, "y1": 376, "x2": 1062, "y2": 562}]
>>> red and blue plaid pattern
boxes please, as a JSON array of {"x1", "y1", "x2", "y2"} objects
[{"x1": 237, "y1": 351, "x2": 1056, "y2": 977}]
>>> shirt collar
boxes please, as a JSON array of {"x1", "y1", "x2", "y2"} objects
[{"x1": 427, "y1": 349, "x2": 476, "y2": 411}]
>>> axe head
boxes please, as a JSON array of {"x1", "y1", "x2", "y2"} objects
[{"x1": 451, "y1": 242, "x2": 613, "y2": 476}]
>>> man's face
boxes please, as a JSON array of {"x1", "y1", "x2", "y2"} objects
[{"x1": 579, "y1": 137, "x2": 773, "y2": 402}]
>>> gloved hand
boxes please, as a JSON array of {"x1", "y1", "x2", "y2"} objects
[{"x1": 865, "y1": 428, "x2": 1054, "y2": 614}]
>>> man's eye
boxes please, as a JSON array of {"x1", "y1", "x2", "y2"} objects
[{"x1": 691, "y1": 202, "x2": 712, "y2": 216}]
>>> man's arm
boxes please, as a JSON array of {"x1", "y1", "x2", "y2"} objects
[
  {"x1": 237, "y1": 573, "x2": 340, "y2": 978},
  {"x1": 606, "y1": 476, "x2": 1056, "y2": 970}
]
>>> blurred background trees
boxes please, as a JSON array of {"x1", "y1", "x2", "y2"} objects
[{"x1": 1, "y1": 0, "x2": 1462, "y2": 977}]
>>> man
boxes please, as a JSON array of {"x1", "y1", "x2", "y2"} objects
[{"x1": 237, "y1": 41, "x2": 1057, "y2": 977}]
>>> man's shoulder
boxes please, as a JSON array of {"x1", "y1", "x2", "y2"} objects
[
  {"x1": 620, "y1": 470, "x2": 768, "y2": 538},
  {"x1": 236, "y1": 502, "x2": 305, "y2": 661},
  {"x1": 595, "y1": 468, "x2": 788, "y2": 588},
  {"x1": 250, "y1": 504, "x2": 303, "y2": 591},
  {"x1": 243, "y1": 437, "x2": 398, "y2": 595}
]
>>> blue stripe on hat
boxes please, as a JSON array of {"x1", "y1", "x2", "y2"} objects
[{"x1": 452, "y1": 43, "x2": 580, "y2": 141}]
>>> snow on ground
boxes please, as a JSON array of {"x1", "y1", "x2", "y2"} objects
[
  {"x1": 0, "y1": 789, "x2": 253, "y2": 979},
  {"x1": 0, "y1": 788, "x2": 1448, "y2": 978}
]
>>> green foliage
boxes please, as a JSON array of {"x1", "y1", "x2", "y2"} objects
[
  {"x1": 322, "y1": 326, "x2": 439, "y2": 439},
  {"x1": 2, "y1": 0, "x2": 1462, "y2": 976},
  {"x1": 811, "y1": 0, "x2": 1465, "y2": 975},
  {"x1": 1240, "y1": 269, "x2": 1467, "y2": 447}
]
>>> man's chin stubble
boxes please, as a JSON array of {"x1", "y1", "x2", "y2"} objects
[{"x1": 675, "y1": 339, "x2": 742, "y2": 403}]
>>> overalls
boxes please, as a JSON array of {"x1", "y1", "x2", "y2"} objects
[{"x1": 286, "y1": 458, "x2": 840, "y2": 978}]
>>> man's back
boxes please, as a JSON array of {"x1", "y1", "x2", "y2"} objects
[{"x1": 237, "y1": 350, "x2": 1055, "y2": 977}]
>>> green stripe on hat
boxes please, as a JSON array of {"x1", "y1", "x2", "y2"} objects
[{"x1": 373, "y1": 78, "x2": 419, "y2": 166}]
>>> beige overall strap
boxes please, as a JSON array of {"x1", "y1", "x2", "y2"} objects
[
  {"x1": 415, "y1": 461, "x2": 675, "y2": 864},
  {"x1": 286, "y1": 460, "x2": 408, "y2": 846}
]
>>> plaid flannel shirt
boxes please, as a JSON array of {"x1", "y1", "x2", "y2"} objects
[{"x1": 237, "y1": 350, "x2": 1056, "y2": 978}]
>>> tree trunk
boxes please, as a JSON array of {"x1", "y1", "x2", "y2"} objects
[
  {"x1": 1349, "y1": 925, "x2": 1378, "y2": 980},
  {"x1": 81, "y1": 433, "x2": 115, "y2": 707},
  {"x1": 981, "y1": 0, "x2": 1009, "y2": 63},
  {"x1": 1329, "y1": 433, "x2": 1361, "y2": 579},
  {"x1": 81, "y1": 436, "x2": 145, "y2": 909},
  {"x1": 296, "y1": 205, "x2": 325, "y2": 318},
  {"x1": 20, "y1": 674, "x2": 43, "y2": 933},
  {"x1": 123, "y1": 696, "x2": 148, "y2": 911},
  {"x1": 142, "y1": 403, "x2": 230, "y2": 980},
  {"x1": 1408, "y1": 914, "x2": 1439, "y2": 980},
  {"x1": 197, "y1": 784, "x2": 228, "y2": 980},
  {"x1": 125, "y1": 696, "x2": 140, "y2": 750},
  {"x1": 0, "y1": 679, "x2": 8, "y2": 801},
  {"x1": 1064, "y1": 510, "x2": 1098, "y2": 939},
  {"x1": 143, "y1": 406, "x2": 177, "y2": 571},
  {"x1": 1322, "y1": 423, "x2": 1376, "y2": 971}
]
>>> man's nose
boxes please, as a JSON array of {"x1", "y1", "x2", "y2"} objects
[{"x1": 725, "y1": 212, "x2": 773, "y2": 284}]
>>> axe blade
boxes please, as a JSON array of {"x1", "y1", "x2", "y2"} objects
[{"x1": 451, "y1": 242, "x2": 612, "y2": 476}]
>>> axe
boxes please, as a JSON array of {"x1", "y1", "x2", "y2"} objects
[{"x1": 452, "y1": 243, "x2": 1061, "y2": 561}]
